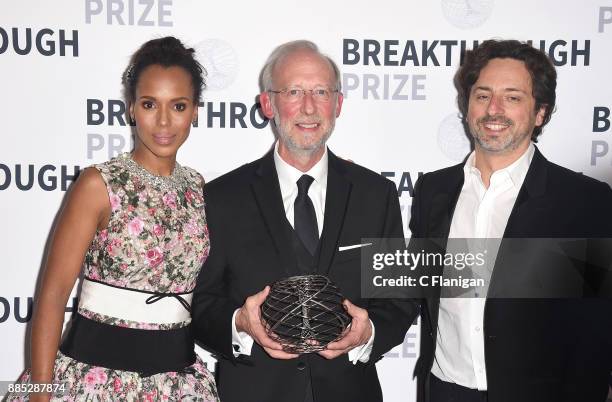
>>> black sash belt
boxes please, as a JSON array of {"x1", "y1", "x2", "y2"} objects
[{"x1": 60, "y1": 313, "x2": 196, "y2": 376}]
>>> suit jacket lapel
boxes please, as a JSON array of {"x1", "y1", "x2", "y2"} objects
[
  {"x1": 251, "y1": 150, "x2": 297, "y2": 278},
  {"x1": 429, "y1": 190, "x2": 463, "y2": 239},
  {"x1": 317, "y1": 150, "x2": 352, "y2": 275},
  {"x1": 487, "y1": 147, "x2": 548, "y2": 298},
  {"x1": 503, "y1": 146, "x2": 548, "y2": 237},
  {"x1": 427, "y1": 165, "x2": 464, "y2": 249},
  {"x1": 427, "y1": 164, "x2": 464, "y2": 332}
]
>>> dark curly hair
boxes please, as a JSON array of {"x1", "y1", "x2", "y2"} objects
[
  {"x1": 454, "y1": 39, "x2": 557, "y2": 141},
  {"x1": 123, "y1": 36, "x2": 206, "y2": 104}
]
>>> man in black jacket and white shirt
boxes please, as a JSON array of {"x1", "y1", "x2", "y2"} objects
[
  {"x1": 192, "y1": 40, "x2": 416, "y2": 402},
  {"x1": 410, "y1": 39, "x2": 612, "y2": 402}
]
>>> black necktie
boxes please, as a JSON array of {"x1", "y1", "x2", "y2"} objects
[{"x1": 294, "y1": 175, "x2": 319, "y2": 255}]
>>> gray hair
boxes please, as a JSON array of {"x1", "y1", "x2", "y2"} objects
[{"x1": 260, "y1": 40, "x2": 342, "y2": 92}]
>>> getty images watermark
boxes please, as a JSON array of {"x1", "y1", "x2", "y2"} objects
[
  {"x1": 360, "y1": 237, "x2": 612, "y2": 299},
  {"x1": 372, "y1": 246, "x2": 488, "y2": 289}
]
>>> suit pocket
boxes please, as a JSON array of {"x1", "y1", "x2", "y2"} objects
[{"x1": 334, "y1": 244, "x2": 366, "y2": 264}]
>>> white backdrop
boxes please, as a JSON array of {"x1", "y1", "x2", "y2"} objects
[{"x1": 2, "y1": 1, "x2": 612, "y2": 400}]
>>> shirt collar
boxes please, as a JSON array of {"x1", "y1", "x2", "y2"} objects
[
  {"x1": 273, "y1": 141, "x2": 328, "y2": 191},
  {"x1": 463, "y1": 143, "x2": 535, "y2": 188}
]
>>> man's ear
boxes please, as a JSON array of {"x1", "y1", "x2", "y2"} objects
[
  {"x1": 260, "y1": 91, "x2": 275, "y2": 119},
  {"x1": 335, "y1": 92, "x2": 344, "y2": 118},
  {"x1": 535, "y1": 104, "x2": 547, "y2": 127}
]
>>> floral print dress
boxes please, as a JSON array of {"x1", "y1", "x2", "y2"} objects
[{"x1": 7, "y1": 153, "x2": 218, "y2": 402}]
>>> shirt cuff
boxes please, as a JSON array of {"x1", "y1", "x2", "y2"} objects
[
  {"x1": 231, "y1": 309, "x2": 254, "y2": 357},
  {"x1": 348, "y1": 319, "x2": 375, "y2": 365}
]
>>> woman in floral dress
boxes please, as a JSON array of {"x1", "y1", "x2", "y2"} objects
[{"x1": 7, "y1": 37, "x2": 219, "y2": 402}]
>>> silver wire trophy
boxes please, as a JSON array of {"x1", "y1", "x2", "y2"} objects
[{"x1": 261, "y1": 275, "x2": 351, "y2": 354}]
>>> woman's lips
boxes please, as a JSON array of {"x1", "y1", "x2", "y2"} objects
[{"x1": 153, "y1": 135, "x2": 175, "y2": 145}]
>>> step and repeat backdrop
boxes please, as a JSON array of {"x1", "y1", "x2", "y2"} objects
[{"x1": 1, "y1": 1, "x2": 611, "y2": 400}]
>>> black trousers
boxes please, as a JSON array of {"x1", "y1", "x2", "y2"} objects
[{"x1": 430, "y1": 374, "x2": 488, "y2": 402}]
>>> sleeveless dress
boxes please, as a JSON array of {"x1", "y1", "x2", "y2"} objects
[{"x1": 7, "y1": 153, "x2": 219, "y2": 402}]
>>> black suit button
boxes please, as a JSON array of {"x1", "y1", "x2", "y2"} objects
[{"x1": 297, "y1": 362, "x2": 306, "y2": 371}]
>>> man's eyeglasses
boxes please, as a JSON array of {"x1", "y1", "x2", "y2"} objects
[{"x1": 268, "y1": 87, "x2": 339, "y2": 102}]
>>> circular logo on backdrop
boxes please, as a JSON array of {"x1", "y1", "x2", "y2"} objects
[
  {"x1": 441, "y1": 0, "x2": 495, "y2": 29},
  {"x1": 437, "y1": 113, "x2": 472, "y2": 161},
  {"x1": 195, "y1": 39, "x2": 239, "y2": 91}
]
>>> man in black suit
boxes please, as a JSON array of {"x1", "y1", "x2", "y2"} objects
[
  {"x1": 192, "y1": 40, "x2": 415, "y2": 402},
  {"x1": 410, "y1": 39, "x2": 612, "y2": 402}
]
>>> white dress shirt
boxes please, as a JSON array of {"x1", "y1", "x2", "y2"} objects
[
  {"x1": 231, "y1": 142, "x2": 375, "y2": 364},
  {"x1": 431, "y1": 143, "x2": 535, "y2": 390}
]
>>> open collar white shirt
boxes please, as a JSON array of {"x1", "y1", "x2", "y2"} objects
[{"x1": 431, "y1": 143, "x2": 535, "y2": 390}]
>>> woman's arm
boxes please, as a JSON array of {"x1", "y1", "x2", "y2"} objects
[{"x1": 29, "y1": 167, "x2": 109, "y2": 400}]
